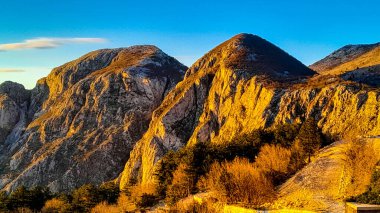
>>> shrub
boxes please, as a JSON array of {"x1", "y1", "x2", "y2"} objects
[
  {"x1": 156, "y1": 141, "x2": 260, "y2": 199},
  {"x1": 173, "y1": 197, "x2": 221, "y2": 213},
  {"x1": 8, "y1": 186, "x2": 51, "y2": 211},
  {"x1": 273, "y1": 123, "x2": 300, "y2": 147},
  {"x1": 344, "y1": 138, "x2": 378, "y2": 196},
  {"x1": 42, "y1": 198, "x2": 73, "y2": 213},
  {"x1": 129, "y1": 183, "x2": 157, "y2": 208},
  {"x1": 14, "y1": 207, "x2": 33, "y2": 213},
  {"x1": 201, "y1": 158, "x2": 276, "y2": 207},
  {"x1": 166, "y1": 163, "x2": 195, "y2": 205},
  {"x1": 234, "y1": 129, "x2": 273, "y2": 147},
  {"x1": 90, "y1": 193, "x2": 138, "y2": 213},
  {"x1": 98, "y1": 182, "x2": 120, "y2": 204},
  {"x1": 347, "y1": 162, "x2": 380, "y2": 204},
  {"x1": 254, "y1": 144, "x2": 292, "y2": 185},
  {"x1": 0, "y1": 191, "x2": 9, "y2": 211},
  {"x1": 136, "y1": 193, "x2": 158, "y2": 208},
  {"x1": 116, "y1": 193, "x2": 136, "y2": 212},
  {"x1": 91, "y1": 202, "x2": 120, "y2": 213},
  {"x1": 72, "y1": 184, "x2": 101, "y2": 212}
]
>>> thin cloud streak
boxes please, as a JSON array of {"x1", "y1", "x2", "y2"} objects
[
  {"x1": 0, "y1": 37, "x2": 107, "y2": 51},
  {"x1": 0, "y1": 68, "x2": 25, "y2": 73}
]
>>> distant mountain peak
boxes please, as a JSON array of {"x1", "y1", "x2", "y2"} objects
[{"x1": 310, "y1": 42, "x2": 380, "y2": 74}]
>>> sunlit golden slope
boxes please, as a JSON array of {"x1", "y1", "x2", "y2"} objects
[
  {"x1": 310, "y1": 43, "x2": 380, "y2": 75},
  {"x1": 273, "y1": 138, "x2": 380, "y2": 213},
  {"x1": 327, "y1": 46, "x2": 380, "y2": 75}
]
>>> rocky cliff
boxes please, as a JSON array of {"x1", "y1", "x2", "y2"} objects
[
  {"x1": 0, "y1": 82, "x2": 30, "y2": 148},
  {"x1": 2, "y1": 33, "x2": 380, "y2": 194},
  {"x1": 0, "y1": 46, "x2": 186, "y2": 192},
  {"x1": 120, "y1": 34, "x2": 380, "y2": 190}
]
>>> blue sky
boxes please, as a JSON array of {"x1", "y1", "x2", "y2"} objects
[{"x1": 1, "y1": 0, "x2": 380, "y2": 89}]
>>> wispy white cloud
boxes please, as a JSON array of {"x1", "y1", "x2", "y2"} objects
[
  {"x1": 0, "y1": 68, "x2": 25, "y2": 73},
  {"x1": 0, "y1": 37, "x2": 107, "y2": 51}
]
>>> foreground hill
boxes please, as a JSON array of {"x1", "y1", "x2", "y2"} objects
[
  {"x1": 120, "y1": 34, "x2": 380, "y2": 190},
  {"x1": 273, "y1": 138, "x2": 380, "y2": 212},
  {"x1": 0, "y1": 46, "x2": 186, "y2": 192},
  {"x1": 310, "y1": 42, "x2": 380, "y2": 75}
]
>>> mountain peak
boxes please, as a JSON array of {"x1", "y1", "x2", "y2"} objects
[
  {"x1": 188, "y1": 33, "x2": 315, "y2": 81},
  {"x1": 0, "y1": 81, "x2": 30, "y2": 105},
  {"x1": 310, "y1": 42, "x2": 380, "y2": 74},
  {"x1": 45, "y1": 46, "x2": 187, "y2": 102}
]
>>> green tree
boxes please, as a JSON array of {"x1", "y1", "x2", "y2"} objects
[
  {"x1": 296, "y1": 118, "x2": 322, "y2": 162},
  {"x1": 273, "y1": 123, "x2": 300, "y2": 147},
  {"x1": 72, "y1": 184, "x2": 101, "y2": 212},
  {"x1": 28, "y1": 186, "x2": 52, "y2": 211},
  {"x1": 235, "y1": 129, "x2": 274, "y2": 147},
  {"x1": 155, "y1": 150, "x2": 180, "y2": 198},
  {"x1": 99, "y1": 182, "x2": 120, "y2": 204},
  {"x1": 8, "y1": 186, "x2": 51, "y2": 211},
  {"x1": 8, "y1": 186, "x2": 31, "y2": 210},
  {"x1": 0, "y1": 191, "x2": 9, "y2": 211}
]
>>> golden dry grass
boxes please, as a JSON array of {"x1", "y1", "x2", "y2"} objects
[
  {"x1": 274, "y1": 138, "x2": 380, "y2": 212},
  {"x1": 201, "y1": 158, "x2": 276, "y2": 207},
  {"x1": 326, "y1": 46, "x2": 380, "y2": 75},
  {"x1": 90, "y1": 193, "x2": 136, "y2": 213},
  {"x1": 41, "y1": 198, "x2": 70, "y2": 213},
  {"x1": 91, "y1": 202, "x2": 120, "y2": 213},
  {"x1": 342, "y1": 138, "x2": 378, "y2": 196},
  {"x1": 254, "y1": 144, "x2": 291, "y2": 174}
]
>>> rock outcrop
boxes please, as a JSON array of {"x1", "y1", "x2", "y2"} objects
[
  {"x1": 120, "y1": 34, "x2": 380, "y2": 190},
  {"x1": 0, "y1": 82, "x2": 30, "y2": 146},
  {"x1": 0, "y1": 46, "x2": 186, "y2": 192}
]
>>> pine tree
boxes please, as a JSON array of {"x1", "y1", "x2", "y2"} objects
[{"x1": 296, "y1": 117, "x2": 322, "y2": 163}]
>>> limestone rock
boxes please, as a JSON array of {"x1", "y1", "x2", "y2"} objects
[
  {"x1": 0, "y1": 82, "x2": 30, "y2": 146},
  {"x1": 120, "y1": 34, "x2": 380, "y2": 191},
  {"x1": 0, "y1": 46, "x2": 186, "y2": 192}
]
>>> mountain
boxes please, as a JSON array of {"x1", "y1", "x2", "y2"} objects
[
  {"x1": 1, "y1": 33, "x2": 380, "y2": 200},
  {"x1": 0, "y1": 46, "x2": 186, "y2": 192},
  {"x1": 119, "y1": 34, "x2": 380, "y2": 190},
  {"x1": 310, "y1": 43, "x2": 380, "y2": 75}
]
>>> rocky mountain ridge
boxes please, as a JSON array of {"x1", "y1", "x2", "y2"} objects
[
  {"x1": 1, "y1": 33, "x2": 380, "y2": 195},
  {"x1": 0, "y1": 46, "x2": 186, "y2": 192}
]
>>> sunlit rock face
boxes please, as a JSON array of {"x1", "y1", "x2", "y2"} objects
[
  {"x1": 0, "y1": 46, "x2": 186, "y2": 192},
  {"x1": 120, "y1": 34, "x2": 380, "y2": 190},
  {"x1": 2, "y1": 33, "x2": 380, "y2": 194}
]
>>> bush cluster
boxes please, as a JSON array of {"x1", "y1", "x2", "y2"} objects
[
  {"x1": 0, "y1": 182, "x2": 120, "y2": 213},
  {"x1": 347, "y1": 165, "x2": 380, "y2": 204},
  {"x1": 0, "y1": 119, "x2": 327, "y2": 211},
  {"x1": 157, "y1": 118, "x2": 327, "y2": 207}
]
